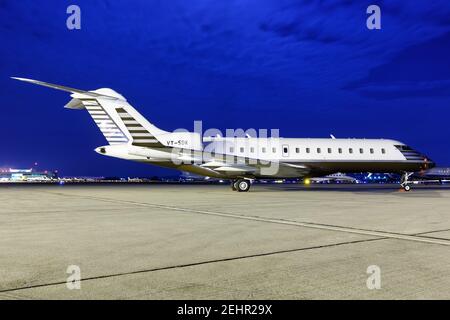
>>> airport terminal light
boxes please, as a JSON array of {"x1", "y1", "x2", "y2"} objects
[{"x1": 0, "y1": 168, "x2": 57, "y2": 182}]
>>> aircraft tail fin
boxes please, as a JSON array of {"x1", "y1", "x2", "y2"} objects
[{"x1": 12, "y1": 77, "x2": 168, "y2": 147}]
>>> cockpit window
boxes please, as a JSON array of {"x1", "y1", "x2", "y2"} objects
[
  {"x1": 395, "y1": 145, "x2": 413, "y2": 151},
  {"x1": 395, "y1": 144, "x2": 426, "y2": 161}
]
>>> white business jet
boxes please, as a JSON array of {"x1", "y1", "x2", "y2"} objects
[{"x1": 12, "y1": 78, "x2": 435, "y2": 192}]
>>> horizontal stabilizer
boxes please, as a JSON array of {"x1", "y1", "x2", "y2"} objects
[{"x1": 11, "y1": 77, "x2": 118, "y2": 99}]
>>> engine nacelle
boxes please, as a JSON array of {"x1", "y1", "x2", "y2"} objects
[{"x1": 127, "y1": 145, "x2": 174, "y2": 161}]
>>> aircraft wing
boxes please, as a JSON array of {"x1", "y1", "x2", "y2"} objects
[{"x1": 199, "y1": 155, "x2": 310, "y2": 178}]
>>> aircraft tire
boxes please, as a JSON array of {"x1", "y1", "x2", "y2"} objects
[{"x1": 236, "y1": 179, "x2": 251, "y2": 192}]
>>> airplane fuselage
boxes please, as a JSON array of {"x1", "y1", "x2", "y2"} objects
[{"x1": 97, "y1": 137, "x2": 434, "y2": 179}]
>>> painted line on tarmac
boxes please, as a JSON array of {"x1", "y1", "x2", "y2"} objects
[
  {"x1": 0, "y1": 237, "x2": 383, "y2": 294},
  {"x1": 41, "y1": 191, "x2": 450, "y2": 247}
]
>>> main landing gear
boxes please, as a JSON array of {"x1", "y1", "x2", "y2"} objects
[
  {"x1": 231, "y1": 179, "x2": 251, "y2": 192},
  {"x1": 400, "y1": 172, "x2": 414, "y2": 191}
]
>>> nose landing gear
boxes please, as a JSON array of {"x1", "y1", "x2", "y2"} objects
[{"x1": 400, "y1": 172, "x2": 414, "y2": 191}]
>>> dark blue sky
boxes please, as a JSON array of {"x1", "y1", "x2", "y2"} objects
[{"x1": 1, "y1": 0, "x2": 450, "y2": 177}]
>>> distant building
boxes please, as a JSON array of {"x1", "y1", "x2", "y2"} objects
[{"x1": 0, "y1": 168, "x2": 57, "y2": 182}]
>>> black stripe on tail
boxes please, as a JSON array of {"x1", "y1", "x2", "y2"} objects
[{"x1": 115, "y1": 108, "x2": 165, "y2": 148}]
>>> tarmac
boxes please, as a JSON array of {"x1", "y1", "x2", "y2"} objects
[{"x1": 1, "y1": 183, "x2": 450, "y2": 299}]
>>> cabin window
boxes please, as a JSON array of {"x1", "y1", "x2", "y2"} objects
[
  {"x1": 283, "y1": 147, "x2": 288, "y2": 154},
  {"x1": 262, "y1": 147, "x2": 266, "y2": 153},
  {"x1": 328, "y1": 148, "x2": 332, "y2": 154},
  {"x1": 370, "y1": 148, "x2": 374, "y2": 154},
  {"x1": 306, "y1": 148, "x2": 310, "y2": 153},
  {"x1": 317, "y1": 148, "x2": 321, "y2": 154},
  {"x1": 381, "y1": 148, "x2": 386, "y2": 154},
  {"x1": 349, "y1": 148, "x2": 353, "y2": 154},
  {"x1": 250, "y1": 147, "x2": 254, "y2": 153},
  {"x1": 360, "y1": 148, "x2": 364, "y2": 154},
  {"x1": 272, "y1": 147, "x2": 276, "y2": 153},
  {"x1": 240, "y1": 147, "x2": 244, "y2": 153},
  {"x1": 230, "y1": 147, "x2": 234, "y2": 153},
  {"x1": 295, "y1": 148, "x2": 300, "y2": 153},
  {"x1": 338, "y1": 148, "x2": 342, "y2": 154}
]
